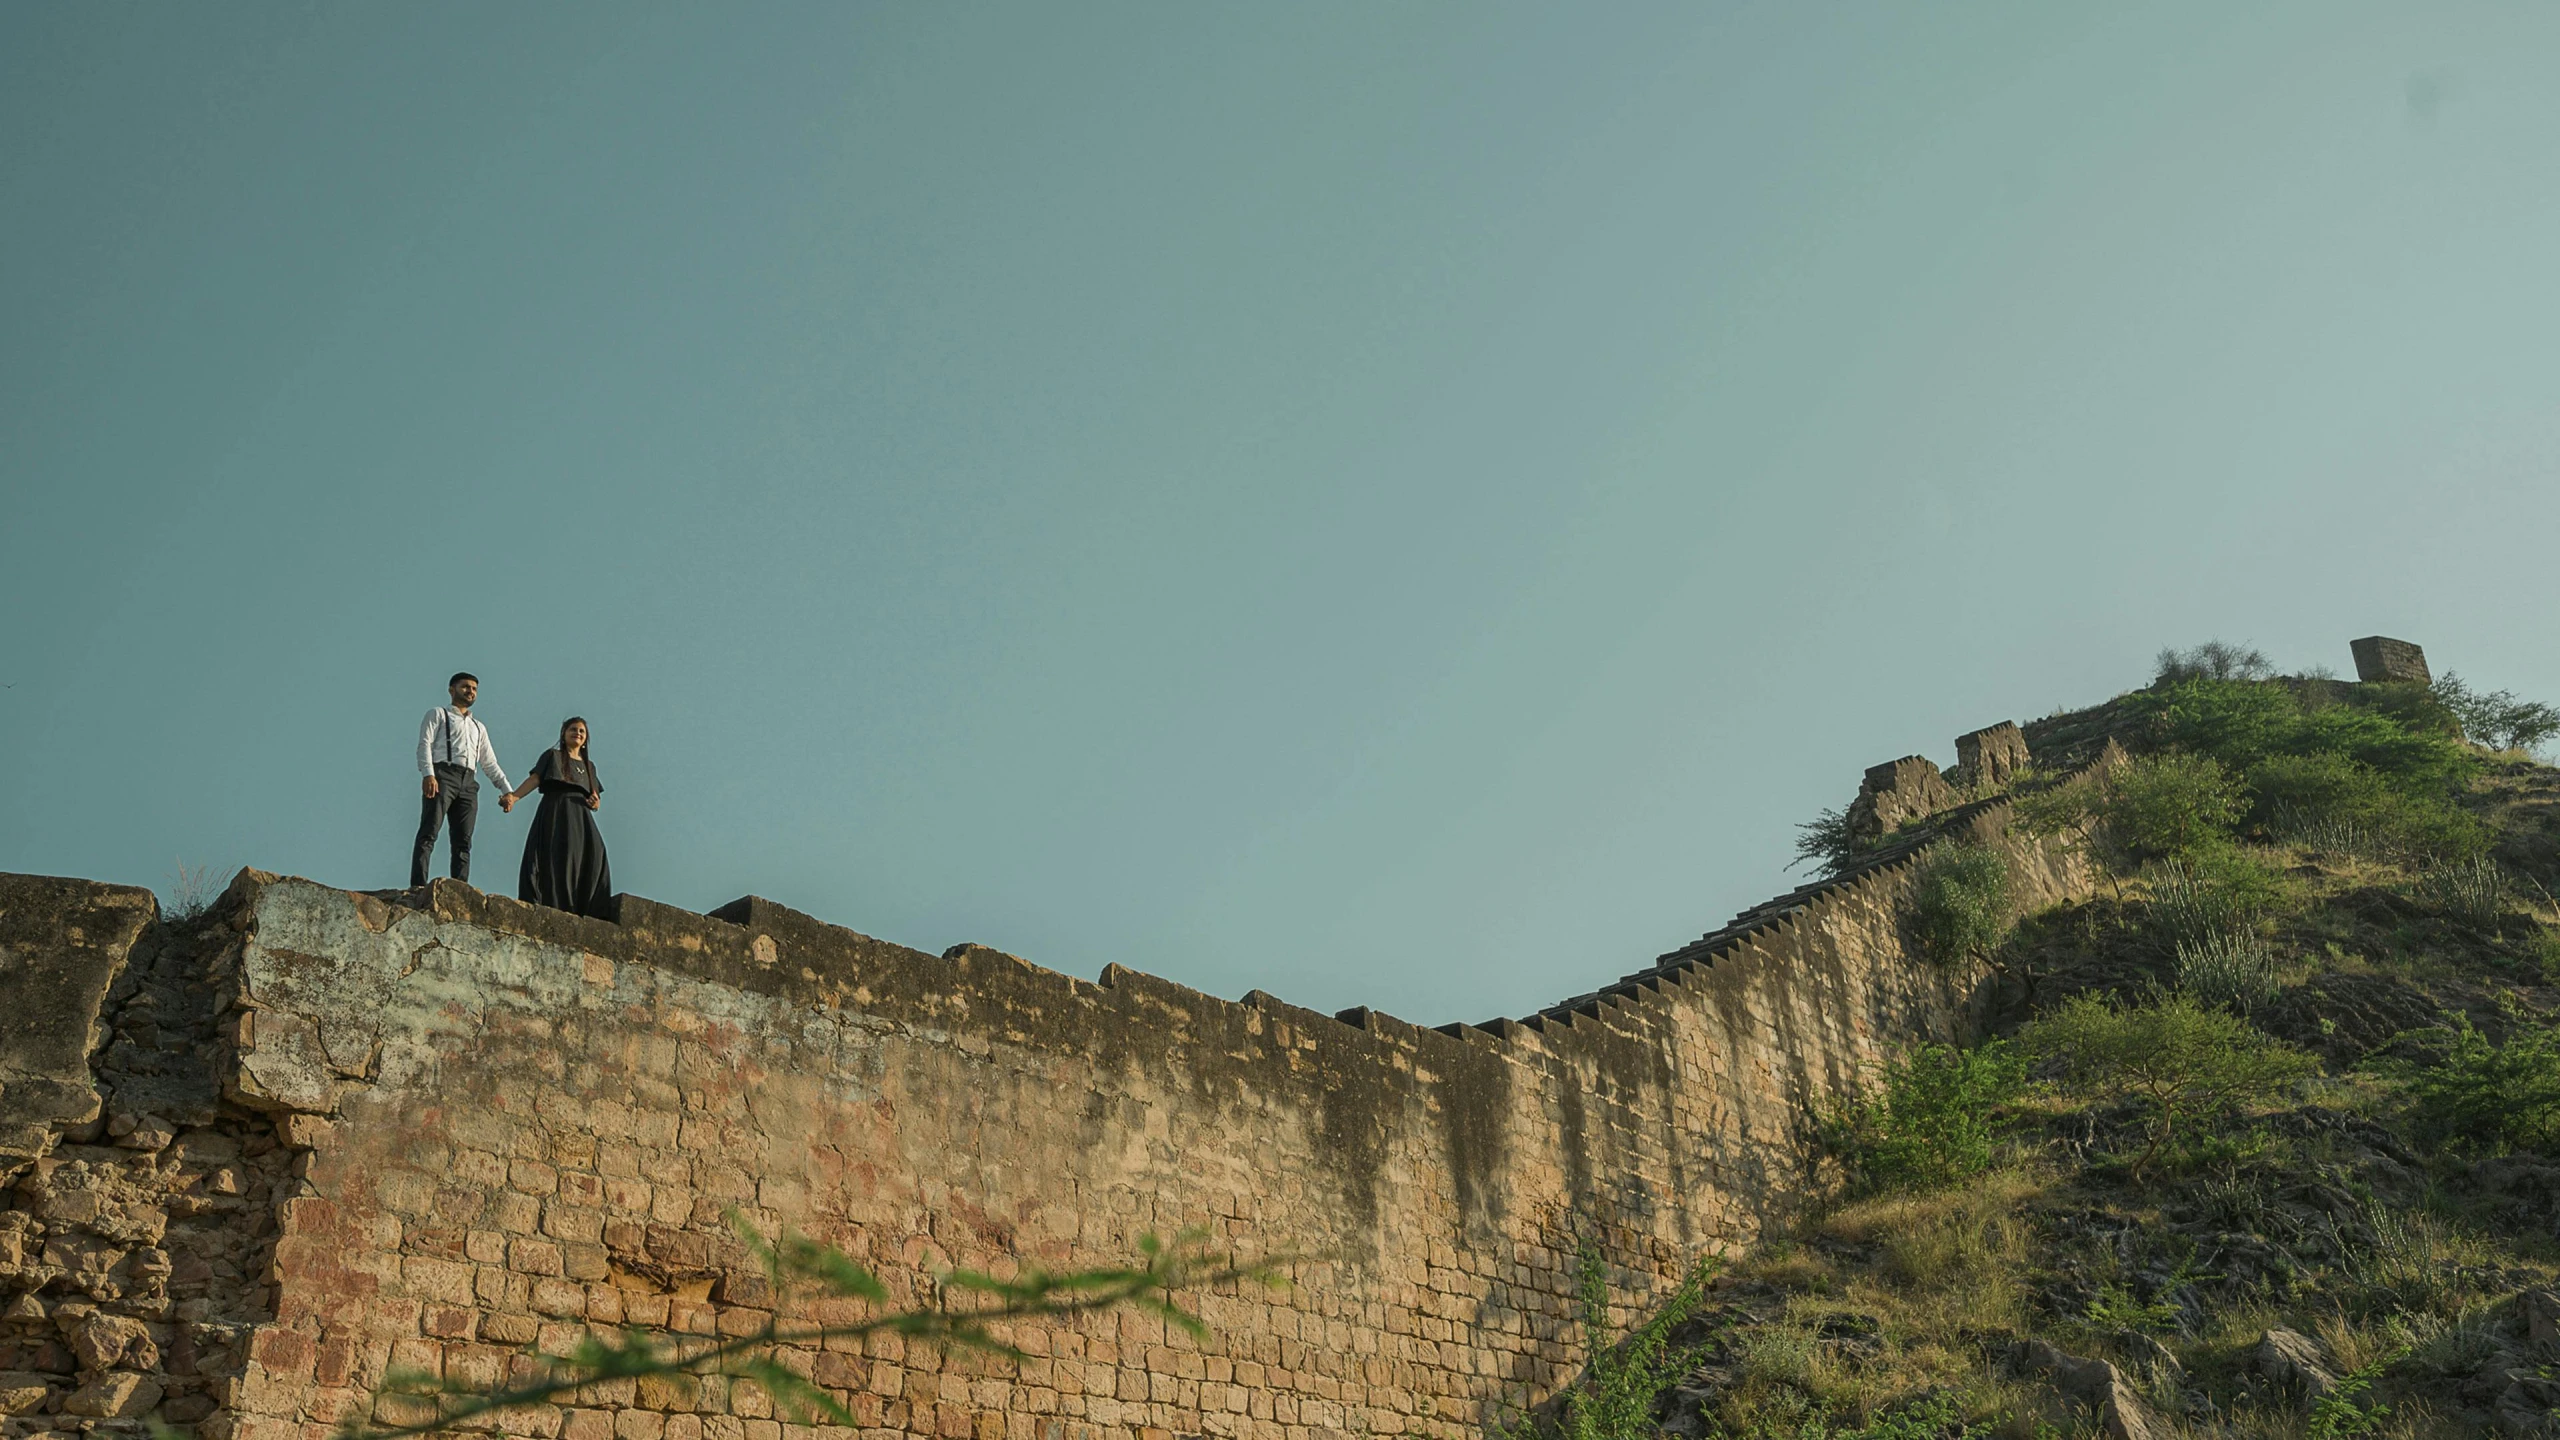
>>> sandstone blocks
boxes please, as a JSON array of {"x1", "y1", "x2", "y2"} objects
[{"x1": 2350, "y1": 635, "x2": 2431, "y2": 685}]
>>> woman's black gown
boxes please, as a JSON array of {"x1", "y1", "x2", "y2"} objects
[{"x1": 518, "y1": 749, "x2": 612, "y2": 917}]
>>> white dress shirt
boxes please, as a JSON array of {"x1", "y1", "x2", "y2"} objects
[{"x1": 417, "y1": 706, "x2": 513, "y2": 791}]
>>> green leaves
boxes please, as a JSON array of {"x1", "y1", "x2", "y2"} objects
[
  {"x1": 2126, "y1": 676, "x2": 2476, "y2": 809},
  {"x1": 732, "y1": 1216, "x2": 890, "y2": 1304},
  {"x1": 2020, "y1": 992, "x2": 2316, "y2": 1176},
  {"x1": 2098, "y1": 752, "x2": 2244, "y2": 864},
  {"x1": 1825, "y1": 1041, "x2": 2027, "y2": 1196},
  {"x1": 1547, "y1": 1241, "x2": 1718, "y2": 1440},
  {"x1": 2435, "y1": 673, "x2": 2560, "y2": 755},
  {"x1": 333, "y1": 1220, "x2": 1277, "y2": 1440},
  {"x1": 1906, "y1": 844, "x2": 2014, "y2": 966},
  {"x1": 2382, "y1": 1015, "x2": 2560, "y2": 1156},
  {"x1": 726, "y1": 1357, "x2": 851, "y2": 1427}
]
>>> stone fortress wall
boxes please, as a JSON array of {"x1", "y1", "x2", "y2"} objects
[{"x1": 0, "y1": 723, "x2": 2098, "y2": 1440}]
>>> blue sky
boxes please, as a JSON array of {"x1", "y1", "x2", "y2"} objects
[{"x1": 8, "y1": 3, "x2": 2559, "y2": 1023}]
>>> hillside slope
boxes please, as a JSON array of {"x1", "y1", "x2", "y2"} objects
[{"x1": 1555, "y1": 665, "x2": 2560, "y2": 1440}]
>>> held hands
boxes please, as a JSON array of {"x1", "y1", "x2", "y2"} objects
[{"x1": 500, "y1": 792, "x2": 516, "y2": 813}]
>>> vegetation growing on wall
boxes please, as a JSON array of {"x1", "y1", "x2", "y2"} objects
[
  {"x1": 1594, "y1": 648, "x2": 2560, "y2": 1439},
  {"x1": 1904, "y1": 843, "x2": 2013, "y2": 965},
  {"x1": 1822, "y1": 1040, "x2": 2027, "y2": 1196}
]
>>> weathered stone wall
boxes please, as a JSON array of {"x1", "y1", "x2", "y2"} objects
[
  {"x1": 2350, "y1": 636, "x2": 2431, "y2": 686},
  {"x1": 1, "y1": 877, "x2": 306, "y2": 1433},
  {"x1": 1842, "y1": 758, "x2": 1957, "y2": 842},
  {"x1": 0, "y1": 764, "x2": 2094, "y2": 1440}
]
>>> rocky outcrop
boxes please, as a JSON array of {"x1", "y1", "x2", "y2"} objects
[
  {"x1": 2015, "y1": 1338, "x2": 2164, "y2": 1440},
  {"x1": 1844, "y1": 757, "x2": 1958, "y2": 843},
  {"x1": 0, "y1": 877, "x2": 156, "y2": 1175},
  {"x1": 0, "y1": 879, "x2": 296, "y2": 1439},
  {"x1": 1951, "y1": 722, "x2": 2031, "y2": 792},
  {"x1": 2254, "y1": 1327, "x2": 2339, "y2": 1403}
]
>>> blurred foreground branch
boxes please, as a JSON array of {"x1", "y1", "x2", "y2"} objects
[{"x1": 325, "y1": 1222, "x2": 1283, "y2": 1440}]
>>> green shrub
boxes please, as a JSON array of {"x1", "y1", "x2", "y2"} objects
[
  {"x1": 2132, "y1": 677, "x2": 2302, "y2": 773},
  {"x1": 2296, "y1": 693, "x2": 2472, "y2": 791},
  {"x1": 2173, "y1": 929, "x2": 2280, "y2": 1011},
  {"x1": 2434, "y1": 673, "x2": 2560, "y2": 754},
  {"x1": 1541, "y1": 1242, "x2": 1717, "y2": 1440},
  {"x1": 1826, "y1": 1041, "x2": 2028, "y2": 1195},
  {"x1": 2347, "y1": 679, "x2": 2465, "y2": 743},
  {"x1": 1906, "y1": 844, "x2": 2014, "y2": 964},
  {"x1": 2020, "y1": 993, "x2": 2318, "y2": 1175},
  {"x1": 2096, "y1": 752, "x2": 2243, "y2": 863},
  {"x1": 2421, "y1": 855, "x2": 2507, "y2": 933},
  {"x1": 2527, "y1": 928, "x2": 2560, "y2": 984},
  {"x1": 2083, "y1": 1277, "x2": 2185, "y2": 1334},
  {"x1": 2248, "y1": 751, "x2": 2399, "y2": 832},
  {"x1": 2010, "y1": 770, "x2": 2100, "y2": 842},
  {"x1": 2144, "y1": 844, "x2": 2289, "y2": 949},
  {"x1": 2128, "y1": 677, "x2": 2475, "y2": 799},
  {"x1": 2257, "y1": 749, "x2": 2484, "y2": 861},
  {"x1": 2390, "y1": 1016, "x2": 2560, "y2": 1155},
  {"x1": 2305, "y1": 1353, "x2": 2396, "y2": 1439},
  {"x1": 1791, "y1": 804, "x2": 1866, "y2": 877}
]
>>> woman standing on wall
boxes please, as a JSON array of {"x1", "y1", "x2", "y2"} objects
[{"x1": 504, "y1": 717, "x2": 613, "y2": 918}]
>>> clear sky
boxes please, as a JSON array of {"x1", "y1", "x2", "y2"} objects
[{"x1": 8, "y1": 4, "x2": 2559, "y2": 1024}]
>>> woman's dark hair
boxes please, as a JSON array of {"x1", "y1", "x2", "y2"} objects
[{"x1": 557, "y1": 717, "x2": 594, "y2": 792}]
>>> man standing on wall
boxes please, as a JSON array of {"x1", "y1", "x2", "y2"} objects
[{"x1": 413, "y1": 672, "x2": 516, "y2": 888}]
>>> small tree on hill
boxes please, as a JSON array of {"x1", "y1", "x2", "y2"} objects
[
  {"x1": 2020, "y1": 993, "x2": 2316, "y2": 1176},
  {"x1": 1826, "y1": 1040, "x2": 2028, "y2": 1195},
  {"x1": 2097, "y1": 753, "x2": 2244, "y2": 864},
  {"x1": 2434, "y1": 673, "x2": 2560, "y2": 755},
  {"x1": 1906, "y1": 843, "x2": 2014, "y2": 964},
  {"x1": 2154, "y1": 641, "x2": 2273, "y2": 685}
]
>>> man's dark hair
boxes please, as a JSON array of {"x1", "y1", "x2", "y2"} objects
[{"x1": 449, "y1": 672, "x2": 478, "y2": 688}]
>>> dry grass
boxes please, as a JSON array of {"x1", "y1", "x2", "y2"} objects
[
  {"x1": 1663, "y1": 748, "x2": 2560, "y2": 1440},
  {"x1": 1690, "y1": 1170, "x2": 2076, "y2": 1437},
  {"x1": 1817, "y1": 1165, "x2": 2050, "y2": 1247}
]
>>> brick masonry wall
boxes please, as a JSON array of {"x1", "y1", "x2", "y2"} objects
[{"x1": 1, "y1": 794, "x2": 2091, "y2": 1440}]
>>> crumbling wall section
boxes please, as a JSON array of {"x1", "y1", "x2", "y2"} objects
[{"x1": 1, "y1": 878, "x2": 303, "y2": 1437}]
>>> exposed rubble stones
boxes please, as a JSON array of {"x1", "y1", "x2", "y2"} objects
[
  {"x1": 1951, "y1": 722, "x2": 2032, "y2": 792},
  {"x1": 2252, "y1": 1327, "x2": 2338, "y2": 1403},
  {"x1": 2, "y1": 885, "x2": 289, "y2": 1439},
  {"x1": 2012, "y1": 1337, "x2": 2164, "y2": 1440},
  {"x1": 1845, "y1": 757, "x2": 1959, "y2": 843}
]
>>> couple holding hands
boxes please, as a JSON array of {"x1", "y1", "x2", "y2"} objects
[{"x1": 412, "y1": 671, "x2": 614, "y2": 918}]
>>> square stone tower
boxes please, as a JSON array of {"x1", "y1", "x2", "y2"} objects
[{"x1": 2350, "y1": 636, "x2": 2431, "y2": 685}]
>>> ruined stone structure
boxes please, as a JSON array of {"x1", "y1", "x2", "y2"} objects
[
  {"x1": 1840, "y1": 757, "x2": 1956, "y2": 844},
  {"x1": 2350, "y1": 636, "x2": 2431, "y2": 686},
  {"x1": 0, "y1": 725, "x2": 2096, "y2": 1440},
  {"x1": 1948, "y1": 723, "x2": 2030, "y2": 794}
]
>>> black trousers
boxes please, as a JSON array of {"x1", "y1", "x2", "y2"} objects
[{"x1": 412, "y1": 764, "x2": 481, "y2": 886}]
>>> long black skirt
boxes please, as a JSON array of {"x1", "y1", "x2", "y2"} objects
[{"x1": 520, "y1": 791, "x2": 613, "y2": 918}]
